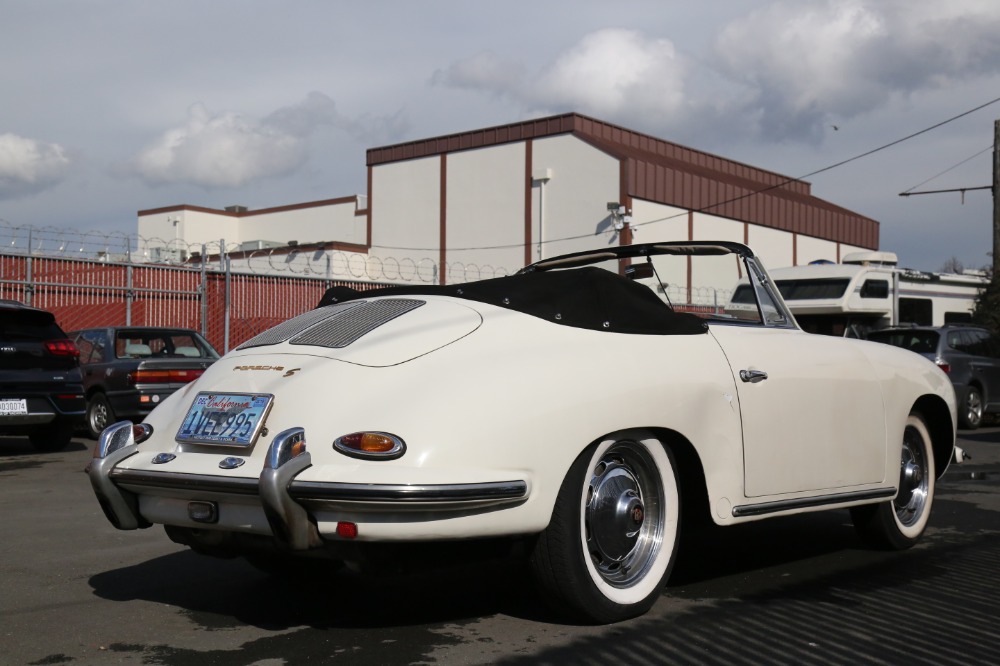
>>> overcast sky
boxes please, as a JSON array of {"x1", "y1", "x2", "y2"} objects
[{"x1": 2, "y1": 0, "x2": 1000, "y2": 271}]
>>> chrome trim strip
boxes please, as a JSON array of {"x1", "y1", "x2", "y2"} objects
[
  {"x1": 732, "y1": 488, "x2": 896, "y2": 517},
  {"x1": 106, "y1": 468, "x2": 527, "y2": 504},
  {"x1": 289, "y1": 480, "x2": 529, "y2": 502},
  {"x1": 110, "y1": 468, "x2": 260, "y2": 495}
]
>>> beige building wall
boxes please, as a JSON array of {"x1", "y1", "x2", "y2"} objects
[
  {"x1": 238, "y1": 202, "x2": 366, "y2": 247},
  {"x1": 370, "y1": 156, "x2": 442, "y2": 283},
  {"x1": 445, "y1": 143, "x2": 525, "y2": 281},
  {"x1": 138, "y1": 209, "x2": 241, "y2": 260},
  {"x1": 531, "y1": 135, "x2": 622, "y2": 261}
]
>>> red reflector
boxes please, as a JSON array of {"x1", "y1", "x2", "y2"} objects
[
  {"x1": 936, "y1": 361, "x2": 951, "y2": 373},
  {"x1": 336, "y1": 522, "x2": 358, "y2": 539},
  {"x1": 55, "y1": 394, "x2": 83, "y2": 400},
  {"x1": 132, "y1": 368, "x2": 205, "y2": 384},
  {"x1": 45, "y1": 339, "x2": 80, "y2": 358}
]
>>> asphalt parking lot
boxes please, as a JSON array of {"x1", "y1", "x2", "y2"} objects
[{"x1": 2, "y1": 428, "x2": 999, "y2": 665}]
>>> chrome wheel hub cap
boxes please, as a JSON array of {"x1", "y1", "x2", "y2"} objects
[
  {"x1": 895, "y1": 426, "x2": 929, "y2": 527},
  {"x1": 585, "y1": 442, "x2": 664, "y2": 587},
  {"x1": 967, "y1": 392, "x2": 982, "y2": 425}
]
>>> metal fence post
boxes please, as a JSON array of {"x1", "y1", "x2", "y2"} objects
[
  {"x1": 126, "y1": 262, "x2": 133, "y2": 325},
  {"x1": 200, "y1": 243, "x2": 209, "y2": 338},
  {"x1": 25, "y1": 228, "x2": 33, "y2": 307},
  {"x1": 224, "y1": 254, "x2": 231, "y2": 354}
]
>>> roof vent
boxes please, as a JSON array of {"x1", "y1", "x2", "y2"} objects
[
  {"x1": 225, "y1": 205, "x2": 248, "y2": 213},
  {"x1": 842, "y1": 251, "x2": 897, "y2": 267}
]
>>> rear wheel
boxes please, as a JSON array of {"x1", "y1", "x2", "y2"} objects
[
  {"x1": 960, "y1": 385, "x2": 983, "y2": 430},
  {"x1": 851, "y1": 413, "x2": 935, "y2": 550},
  {"x1": 86, "y1": 393, "x2": 115, "y2": 439},
  {"x1": 529, "y1": 433, "x2": 680, "y2": 623}
]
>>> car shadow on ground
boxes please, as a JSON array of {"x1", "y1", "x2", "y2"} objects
[
  {"x1": 88, "y1": 510, "x2": 872, "y2": 630},
  {"x1": 0, "y1": 436, "x2": 89, "y2": 458}
]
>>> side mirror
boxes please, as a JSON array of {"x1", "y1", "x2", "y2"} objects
[{"x1": 625, "y1": 263, "x2": 654, "y2": 280}]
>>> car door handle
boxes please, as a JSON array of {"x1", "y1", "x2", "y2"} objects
[{"x1": 739, "y1": 369, "x2": 768, "y2": 383}]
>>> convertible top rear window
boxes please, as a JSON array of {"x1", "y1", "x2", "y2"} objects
[{"x1": 319, "y1": 267, "x2": 708, "y2": 336}]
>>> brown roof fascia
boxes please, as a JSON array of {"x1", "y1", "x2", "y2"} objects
[
  {"x1": 367, "y1": 113, "x2": 580, "y2": 166},
  {"x1": 367, "y1": 111, "x2": 814, "y2": 199},
  {"x1": 200, "y1": 239, "x2": 370, "y2": 263},
  {"x1": 138, "y1": 196, "x2": 363, "y2": 218}
]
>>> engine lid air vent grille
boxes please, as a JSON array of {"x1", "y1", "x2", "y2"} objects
[
  {"x1": 237, "y1": 301, "x2": 366, "y2": 350},
  {"x1": 290, "y1": 299, "x2": 425, "y2": 349}
]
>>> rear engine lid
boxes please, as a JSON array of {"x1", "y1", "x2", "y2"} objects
[{"x1": 235, "y1": 297, "x2": 482, "y2": 366}]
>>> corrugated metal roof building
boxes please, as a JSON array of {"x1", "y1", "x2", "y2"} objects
[{"x1": 140, "y1": 112, "x2": 877, "y2": 287}]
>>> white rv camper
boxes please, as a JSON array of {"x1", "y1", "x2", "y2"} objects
[{"x1": 730, "y1": 251, "x2": 986, "y2": 337}]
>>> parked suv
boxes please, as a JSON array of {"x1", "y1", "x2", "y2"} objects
[
  {"x1": 69, "y1": 327, "x2": 219, "y2": 438},
  {"x1": 866, "y1": 325, "x2": 1000, "y2": 429},
  {"x1": 0, "y1": 300, "x2": 85, "y2": 451}
]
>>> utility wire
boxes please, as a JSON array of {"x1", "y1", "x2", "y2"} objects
[
  {"x1": 372, "y1": 95, "x2": 1000, "y2": 253},
  {"x1": 900, "y1": 145, "x2": 993, "y2": 195}
]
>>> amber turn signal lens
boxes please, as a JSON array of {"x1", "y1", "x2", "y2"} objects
[{"x1": 333, "y1": 431, "x2": 405, "y2": 460}]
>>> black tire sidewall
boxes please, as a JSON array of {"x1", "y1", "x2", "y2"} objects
[
  {"x1": 87, "y1": 393, "x2": 113, "y2": 439},
  {"x1": 531, "y1": 435, "x2": 680, "y2": 623}
]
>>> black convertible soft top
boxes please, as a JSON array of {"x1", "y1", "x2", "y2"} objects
[{"x1": 318, "y1": 266, "x2": 707, "y2": 336}]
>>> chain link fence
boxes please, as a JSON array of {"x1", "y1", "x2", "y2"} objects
[
  {"x1": 0, "y1": 222, "x2": 735, "y2": 351},
  {"x1": 0, "y1": 221, "x2": 521, "y2": 353}
]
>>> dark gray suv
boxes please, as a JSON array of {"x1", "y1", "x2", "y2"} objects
[
  {"x1": 866, "y1": 325, "x2": 1000, "y2": 430},
  {"x1": 0, "y1": 300, "x2": 86, "y2": 450}
]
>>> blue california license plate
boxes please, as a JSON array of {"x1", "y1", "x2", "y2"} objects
[{"x1": 175, "y1": 392, "x2": 274, "y2": 447}]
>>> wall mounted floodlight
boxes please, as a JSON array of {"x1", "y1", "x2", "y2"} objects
[{"x1": 607, "y1": 201, "x2": 620, "y2": 211}]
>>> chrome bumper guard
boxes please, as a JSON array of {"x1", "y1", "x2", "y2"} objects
[
  {"x1": 89, "y1": 421, "x2": 148, "y2": 530},
  {"x1": 91, "y1": 423, "x2": 529, "y2": 550},
  {"x1": 259, "y1": 427, "x2": 323, "y2": 550}
]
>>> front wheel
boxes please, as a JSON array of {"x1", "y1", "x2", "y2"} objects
[
  {"x1": 851, "y1": 413, "x2": 935, "y2": 550},
  {"x1": 529, "y1": 434, "x2": 680, "y2": 623}
]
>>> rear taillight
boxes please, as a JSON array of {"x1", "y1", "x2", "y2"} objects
[
  {"x1": 45, "y1": 339, "x2": 80, "y2": 357},
  {"x1": 935, "y1": 359, "x2": 951, "y2": 373},
  {"x1": 131, "y1": 368, "x2": 205, "y2": 384}
]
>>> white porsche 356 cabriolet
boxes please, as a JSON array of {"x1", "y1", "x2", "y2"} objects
[{"x1": 89, "y1": 241, "x2": 956, "y2": 623}]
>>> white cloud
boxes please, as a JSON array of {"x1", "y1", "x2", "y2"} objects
[
  {"x1": 714, "y1": 0, "x2": 1000, "y2": 140},
  {"x1": 530, "y1": 29, "x2": 689, "y2": 119},
  {"x1": 0, "y1": 133, "x2": 71, "y2": 199},
  {"x1": 430, "y1": 2, "x2": 1000, "y2": 145},
  {"x1": 433, "y1": 29, "x2": 695, "y2": 128},
  {"x1": 131, "y1": 98, "x2": 317, "y2": 188},
  {"x1": 131, "y1": 92, "x2": 410, "y2": 188},
  {"x1": 431, "y1": 51, "x2": 527, "y2": 95}
]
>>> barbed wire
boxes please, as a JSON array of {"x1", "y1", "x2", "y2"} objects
[{"x1": 0, "y1": 219, "x2": 514, "y2": 284}]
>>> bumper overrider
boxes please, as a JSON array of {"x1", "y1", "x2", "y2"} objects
[{"x1": 88, "y1": 421, "x2": 530, "y2": 550}]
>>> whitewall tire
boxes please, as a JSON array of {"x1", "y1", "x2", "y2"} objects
[{"x1": 530, "y1": 432, "x2": 680, "y2": 623}]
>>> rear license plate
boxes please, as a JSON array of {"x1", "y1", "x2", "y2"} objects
[
  {"x1": 0, "y1": 399, "x2": 28, "y2": 416},
  {"x1": 175, "y1": 392, "x2": 274, "y2": 447}
]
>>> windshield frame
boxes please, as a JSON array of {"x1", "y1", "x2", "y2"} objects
[{"x1": 519, "y1": 241, "x2": 797, "y2": 330}]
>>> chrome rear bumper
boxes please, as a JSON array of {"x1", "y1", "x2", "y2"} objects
[{"x1": 89, "y1": 421, "x2": 529, "y2": 549}]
